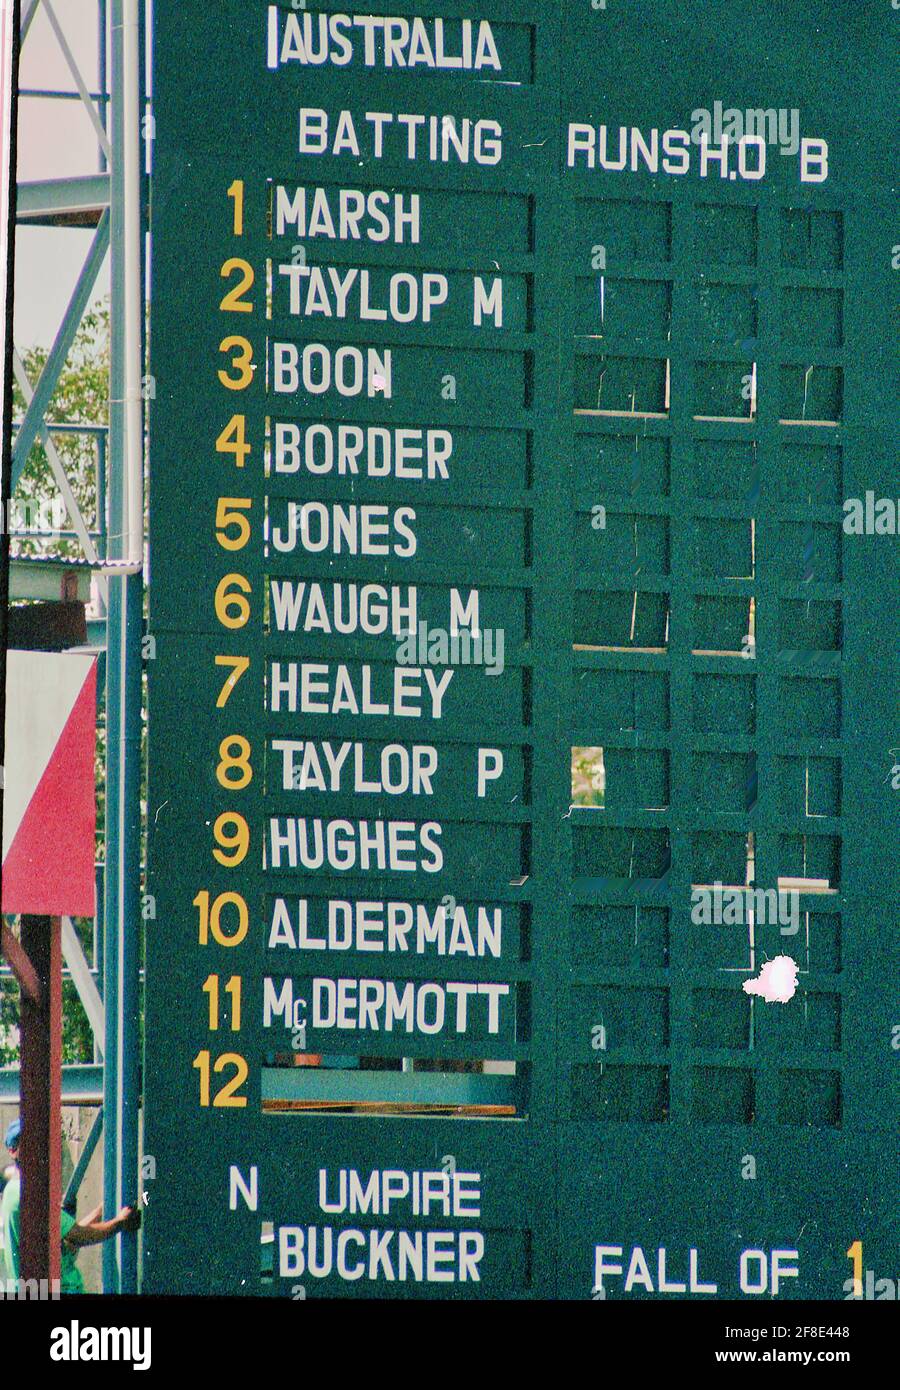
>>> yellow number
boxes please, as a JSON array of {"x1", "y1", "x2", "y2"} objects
[
  {"x1": 214, "y1": 654, "x2": 250, "y2": 707},
  {"x1": 212, "y1": 812, "x2": 249, "y2": 867},
  {"x1": 192, "y1": 1050, "x2": 248, "y2": 1107},
  {"x1": 227, "y1": 178, "x2": 244, "y2": 236},
  {"x1": 225, "y1": 976, "x2": 242, "y2": 1030},
  {"x1": 193, "y1": 890, "x2": 249, "y2": 947},
  {"x1": 214, "y1": 573, "x2": 251, "y2": 629},
  {"x1": 216, "y1": 414, "x2": 251, "y2": 468},
  {"x1": 217, "y1": 735, "x2": 252, "y2": 790},
  {"x1": 218, "y1": 336, "x2": 254, "y2": 391},
  {"x1": 202, "y1": 975, "x2": 242, "y2": 1030},
  {"x1": 846, "y1": 1240, "x2": 863, "y2": 1297},
  {"x1": 220, "y1": 258, "x2": 254, "y2": 313},
  {"x1": 215, "y1": 497, "x2": 252, "y2": 551}
]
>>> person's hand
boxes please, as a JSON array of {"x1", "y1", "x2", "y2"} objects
[{"x1": 117, "y1": 1204, "x2": 142, "y2": 1233}]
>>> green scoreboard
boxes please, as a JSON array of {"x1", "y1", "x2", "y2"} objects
[{"x1": 145, "y1": 0, "x2": 898, "y2": 1298}]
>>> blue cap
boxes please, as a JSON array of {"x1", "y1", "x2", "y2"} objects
[{"x1": 5, "y1": 1119, "x2": 21, "y2": 1151}]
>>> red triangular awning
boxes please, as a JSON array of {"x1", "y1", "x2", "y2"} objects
[{"x1": 2, "y1": 660, "x2": 97, "y2": 916}]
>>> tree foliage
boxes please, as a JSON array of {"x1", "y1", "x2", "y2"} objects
[{"x1": 11, "y1": 303, "x2": 109, "y2": 561}]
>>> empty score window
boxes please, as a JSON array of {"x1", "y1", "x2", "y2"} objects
[
  {"x1": 696, "y1": 281, "x2": 758, "y2": 343},
  {"x1": 694, "y1": 518, "x2": 754, "y2": 580},
  {"x1": 574, "y1": 197, "x2": 672, "y2": 263},
  {"x1": 574, "y1": 354, "x2": 669, "y2": 418},
  {"x1": 574, "y1": 431, "x2": 671, "y2": 498},
  {"x1": 780, "y1": 209, "x2": 843, "y2": 271},
  {"x1": 693, "y1": 360, "x2": 756, "y2": 422},
  {"x1": 573, "y1": 277, "x2": 672, "y2": 342},
  {"x1": 695, "y1": 204, "x2": 758, "y2": 266},
  {"x1": 780, "y1": 287, "x2": 843, "y2": 351},
  {"x1": 574, "y1": 589, "x2": 669, "y2": 650},
  {"x1": 693, "y1": 594, "x2": 754, "y2": 657},
  {"x1": 779, "y1": 364, "x2": 842, "y2": 426},
  {"x1": 693, "y1": 441, "x2": 758, "y2": 501},
  {"x1": 581, "y1": 512, "x2": 670, "y2": 573}
]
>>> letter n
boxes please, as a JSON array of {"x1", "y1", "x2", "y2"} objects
[{"x1": 230, "y1": 1166, "x2": 258, "y2": 1211}]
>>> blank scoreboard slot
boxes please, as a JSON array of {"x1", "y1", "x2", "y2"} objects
[
  {"x1": 780, "y1": 209, "x2": 843, "y2": 272},
  {"x1": 574, "y1": 354, "x2": 670, "y2": 419},
  {"x1": 568, "y1": 985, "x2": 670, "y2": 1057},
  {"x1": 570, "y1": 904, "x2": 670, "y2": 975},
  {"x1": 695, "y1": 281, "x2": 758, "y2": 345},
  {"x1": 261, "y1": 1057, "x2": 526, "y2": 1119},
  {"x1": 693, "y1": 672, "x2": 756, "y2": 735},
  {"x1": 574, "y1": 666, "x2": 670, "y2": 735},
  {"x1": 780, "y1": 287, "x2": 844, "y2": 351},
  {"x1": 778, "y1": 676, "x2": 841, "y2": 740},
  {"x1": 779, "y1": 598, "x2": 842, "y2": 652},
  {"x1": 574, "y1": 588, "x2": 670, "y2": 652},
  {"x1": 570, "y1": 197, "x2": 672, "y2": 265},
  {"x1": 574, "y1": 510, "x2": 670, "y2": 579},
  {"x1": 691, "y1": 1067, "x2": 755, "y2": 1124},
  {"x1": 573, "y1": 430, "x2": 671, "y2": 502},
  {"x1": 776, "y1": 522, "x2": 843, "y2": 585},
  {"x1": 693, "y1": 519, "x2": 753, "y2": 581},
  {"x1": 571, "y1": 1063, "x2": 670, "y2": 1122},
  {"x1": 775, "y1": 1070, "x2": 842, "y2": 1127},
  {"x1": 777, "y1": 755, "x2": 842, "y2": 819},
  {"x1": 778, "y1": 364, "x2": 843, "y2": 426},
  {"x1": 692, "y1": 751, "x2": 755, "y2": 814},
  {"x1": 693, "y1": 360, "x2": 756, "y2": 423},
  {"x1": 692, "y1": 440, "x2": 757, "y2": 501},
  {"x1": 693, "y1": 203, "x2": 758, "y2": 267},
  {"x1": 692, "y1": 594, "x2": 753, "y2": 657},
  {"x1": 572, "y1": 824, "x2": 671, "y2": 886},
  {"x1": 691, "y1": 833, "x2": 752, "y2": 888},
  {"x1": 572, "y1": 277, "x2": 671, "y2": 343}
]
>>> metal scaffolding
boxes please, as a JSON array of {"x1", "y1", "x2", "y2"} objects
[{"x1": 3, "y1": 0, "x2": 146, "y2": 1292}]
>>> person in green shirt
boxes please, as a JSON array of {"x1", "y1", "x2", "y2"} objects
[
  {"x1": 2, "y1": 1119, "x2": 22, "y2": 1283},
  {"x1": 2, "y1": 1118, "x2": 141, "y2": 1292}
]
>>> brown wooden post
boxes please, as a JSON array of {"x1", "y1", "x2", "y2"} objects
[
  {"x1": 18, "y1": 915, "x2": 62, "y2": 1287},
  {"x1": 1, "y1": 595, "x2": 87, "y2": 1286}
]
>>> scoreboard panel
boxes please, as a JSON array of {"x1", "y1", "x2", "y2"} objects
[{"x1": 145, "y1": 0, "x2": 898, "y2": 1298}]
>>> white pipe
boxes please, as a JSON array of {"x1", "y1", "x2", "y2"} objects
[
  {"x1": 61, "y1": 917, "x2": 105, "y2": 1053},
  {"x1": 101, "y1": 0, "x2": 143, "y2": 579},
  {"x1": 122, "y1": 0, "x2": 144, "y2": 571}
]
